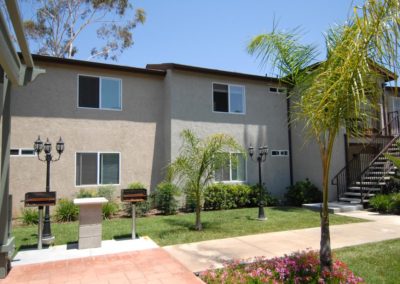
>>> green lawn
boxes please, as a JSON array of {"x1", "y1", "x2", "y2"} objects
[
  {"x1": 335, "y1": 239, "x2": 400, "y2": 284},
  {"x1": 13, "y1": 207, "x2": 364, "y2": 252}
]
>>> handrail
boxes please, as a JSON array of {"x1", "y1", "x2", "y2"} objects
[{"x1": 331, "y1": 113, "x2": 400, "y2": 201}]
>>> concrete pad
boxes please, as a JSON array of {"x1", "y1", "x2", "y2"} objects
[
  {"x1": 165, "y1": 210, "x2": 400, "y2": 273},
  {"x1": 12, "y1": 236, "x2": 159, "y2": 266},
  {"x1": 303, "y1": 202, "x2": 363, "y2": 213}
]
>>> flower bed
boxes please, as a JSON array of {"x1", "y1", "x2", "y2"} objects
[{"x1": 200, "y1": 250, "x2": 364, "y2": 284}]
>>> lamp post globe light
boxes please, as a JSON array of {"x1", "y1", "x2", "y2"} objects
[
  {"x1": 248, "y1": 145, "x2": 268, "y2": 220},
  {"x1": 34, "y1": 136, "x2": 64, "y2": 245}
]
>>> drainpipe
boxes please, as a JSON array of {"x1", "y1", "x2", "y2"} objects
[
  {"x1": 382, "y1": 83, "x2": 387, "y2": 135},
  {"x1": 286, "y1": 95, "x2": 293, "y2": 186}
]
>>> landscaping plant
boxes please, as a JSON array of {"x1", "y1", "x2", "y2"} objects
[
  {"x1": 168, "y1": 129, "x2": 242, "y2": 230},
  {"x1": 154, "y1": 182, "x2": 180, "y2": 215},
  {"x1": 369, "y1": 193, "x2": 400, "y2": 214},
  {"x1": 54, "y1": 199, "x2": 79, "y2": 222},
  {"x1": 20, "y1": 208, "x2": 39, "y2": 225},
  {"x1": 123, "y1": 182, "x2": 152, "y2": 217},
  {"x1": 248, "y1": 0, "x2": 400, "y2": 272},
  {"x1": 284, "y1": 178, "x2": 322, "y2": 206},
  {"x1": 200, "y1": 250, "x2": 364, "y2": 284}
]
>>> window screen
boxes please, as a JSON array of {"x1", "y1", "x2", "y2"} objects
[
  {"x1": 215, "y1": 153, "x2": 246, "y2": 182},
  {"x1": 100, "y1": 153, "x2": 119, "y2": 184},
  {"x1": 101, "y1": 78, "x2": 121, "y2": 109},
  {"x1": 229, "y1": 86, "x2": 244, "y2": 113},
  {"x1": 76, "y1": 153, "x2": 98, "y2": 185},
  {"x1": 78, "y1": 76, "x2": 100, "y2": 108}
]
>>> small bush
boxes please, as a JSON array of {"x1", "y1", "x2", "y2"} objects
[
  {"x1": 203, "y1": 183, "x2": 277, "y2": 211},
  {"x1": 284, "y1": 178, "x2": 322, "y2": 206},
  {"x1": 249, "y1": 184, "x2": 279, "y2": 207},
  {"x1": 154, "y1": 182, "x2": 180, "y2": 215},
  {"x1": 185, "y1": 191, "x2": 197, "y2": 212},
  {"x1": 76, "y1": 188, "x2": 96, "y2": 198},
  {"x1": 128, "y1": 182, "x2": 146, "y2": 189},
  {"x1": 21, "y1": 208, "x2": 38, "y2": 225},
  {"x1": 200, "y1": 250, "x2": 363, "y2": 284},
  {"x1": 54, "y1": 199, "x2": 79, "y2": 222},
  {"x1": 102, "y1": 202, "x2": 119, "y2": 219},
  {"x1": 370, "y1": 193, "x2": 400, "y2": 214},
  {"x1": 97, "y1": 185, "x2": 116, "y2": 201}
]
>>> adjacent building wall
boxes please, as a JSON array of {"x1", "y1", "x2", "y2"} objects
[
  {"x1": 167, "y1": 70, "x2": 291, "y2": 198},
  {"x1": 9, "y1": 62, "x2": 166, "y2": 215}
]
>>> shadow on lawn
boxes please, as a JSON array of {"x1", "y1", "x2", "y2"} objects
[{"x1": 269, "y1": 206, "x2": 304, "y2": 213}]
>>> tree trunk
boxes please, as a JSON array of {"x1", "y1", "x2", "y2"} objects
[
  {"x1": 195, "y1": 191, "x2": 202, "y2": 230},
  {"x1": 320, "y1": 152, "x2": 332, "y2": 273}
]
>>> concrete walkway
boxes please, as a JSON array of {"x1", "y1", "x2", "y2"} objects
[{"x1": 164, "y1": 211, "x2": 400, "y2": 272}]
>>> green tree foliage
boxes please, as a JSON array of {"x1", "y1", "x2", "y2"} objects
[
  {"x1": 22, "y1": 0, "x2": 145, "y2": 60},
  {"x1": 248, "y1": 0, "x2": 399, "y2": 273},
  {"x1": 168, "y1": 129, "x2": 242, "y2": 230}
]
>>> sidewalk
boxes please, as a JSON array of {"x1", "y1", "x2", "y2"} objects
[{"x1": 163, "y1": 211, "x2": 400, "y2": 272}]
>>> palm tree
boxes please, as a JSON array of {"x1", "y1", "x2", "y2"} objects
[
  {"x1": 248, "y1": 0, "x2": 399, "y2": 272},
  {"x1": 168, "y1": 129, "x2": 243, "y2": 230}
]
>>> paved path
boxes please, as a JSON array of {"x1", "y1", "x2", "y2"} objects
[
  {"x1": 2, "y1": 249, "x2": 203, "y2": 284},
  {"x1": 164, "y1": 211, "x2": 400, "y2": 272}
]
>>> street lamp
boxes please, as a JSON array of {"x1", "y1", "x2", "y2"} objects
[
  {"x1": 248, "y1": 144, "x2": 268, "y2": 220},
  {"x1": 33, "y1": 136, "x2": 64, "y2": 244}
]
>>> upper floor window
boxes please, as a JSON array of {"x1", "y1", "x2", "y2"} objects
[
  {"x1": 78, "y1": 75, "x2": 122, "y2": 110},
  {"x1": 215, "y1": 153, "x2": 246, "y2": 182},
  {"x1": 213, "y1": 83, "x2": 245, "y2": 114},
  {"x1": 10, "y1": 148, "x2": 36, "y2": 157}
]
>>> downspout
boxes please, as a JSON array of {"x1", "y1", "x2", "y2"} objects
[
  {"x1": 382, "y1": 83, "x2": 387, "y2": 135},
  {"x1": 286, "y1": 94, "x2": 294, "y2": 186}
]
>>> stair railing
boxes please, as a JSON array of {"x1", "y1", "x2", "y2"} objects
[{"x1": 332, "y1": 113, "x2": 400, "y2": 202}]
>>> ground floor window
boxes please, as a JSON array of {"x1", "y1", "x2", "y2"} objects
[
  {"x1": 215, "y1": 153, "x2": 246, "y2": 182},
  {"x1": 76, "y1": 152, "x2": 120, "y2": 186}
]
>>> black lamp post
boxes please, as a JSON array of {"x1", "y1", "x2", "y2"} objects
[
  {"x1": 248, "y1": 145, "x2": 268, "y2": 220},
  {"x1": 34, "y1": 136, "x2": 64, "y2": 244}
]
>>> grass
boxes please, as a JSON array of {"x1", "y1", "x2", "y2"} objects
[
  {"x1": 13, "y1": 207, "x2": 364, "y2": 253},
  {"x1": 335, "y1": 239, "x2": 400, "y2": 284}
]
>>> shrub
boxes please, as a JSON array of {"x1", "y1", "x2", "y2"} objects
[
  {"x1": 154, "y1": 182, "x2": 180, "y2": 215},
  {"x1": 21, "y1": 208, "x2": 38, "y2": 225},
  {"x1": 389, "y1": 193, "x2": 400, "y2": 214},
  {"x1": 102, "y1": 202, "x2": 119, "y2": 219},
  {"x1": 76, "y1": 188, "x2": 96, "y2": 198},
  {"x1": 203, "y1": 183, "x2": 278, "y2": 211},
  {"x1": 128, "y1": 182, "x2": 146, "y2": 189},
  {"x1": 284, "y1": 178, "x2": 322, "y2": 206},
  {"x1": 97, "y1": 185, "x2": 116, "y2": 201},
  {"x1": 200, "y1": 250, "x2": 363, "y2": 284},
  {"x1": 54, "y1": 199, "x2": 79, "y2": 222},
  {"x1": 185, "y1": 191, "x2": 197, "y2": 212},
  {"x1": 370, "y1": 193, "x2": 400, "y2": 214},
  {"x1": 249, "y1": 184, "x2": 279, "y2": 207}
]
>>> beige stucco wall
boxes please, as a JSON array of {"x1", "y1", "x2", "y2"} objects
[
  {"x1": 9, "y1": 63, "x2": 166, "y2": 216},
  {"x1": 166, "y1": 70, "x2": 291, "y2": 198}
]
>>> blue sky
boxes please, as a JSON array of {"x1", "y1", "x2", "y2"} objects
[{"x1": 22, "y1": 0, "x2": 364, "y2": 76}]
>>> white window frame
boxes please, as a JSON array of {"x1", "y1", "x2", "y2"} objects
[
  {"x1": 10, "y1": 148, "x2": 36, "y2": 157},
  {"x1": 271, "y1": 150, "x2": 289, "y2": 157},
  {"x1": 77, "y1": 74, "x2": 123, "y2": 111},
  {"x1": 75, "y1": 151, "x2": 121, "y2": 187},
  {"x1": 214, "y1": 152, "x2": 247, "y2": 183},
  {"x1": 269, "y1": 87, "x2": 287, "y2": 94},
  {"x1": 212, "y1": 82, "x2": 246, "y2": 115}
]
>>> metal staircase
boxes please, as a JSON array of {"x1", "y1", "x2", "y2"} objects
[{"x1": 332, "y1": 113, "x2": 400, "y2": 205}]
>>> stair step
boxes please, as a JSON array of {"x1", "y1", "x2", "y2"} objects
[
  {"x1": 347, "y1": 186, "x2": 381, "y2": 192},
  {"x1": 344, "y1": 192, "x2": 375, "y2": 197},
  {"x1": 361, "y1": 176, "x2": 390, "y2": 180},
  {"x1": 355, "y1": 181, "x2": 386, "y2": 186},
  {"x1": 366, "y1": 171, "x2": 396, "y2": 176},
  {"x1": 339, "y1": 197, "x2": 364, "y2": 203}
]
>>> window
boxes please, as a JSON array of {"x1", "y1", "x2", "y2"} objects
[
  {"x1": 271, "y1": 150, "x2": 289, "y2": 157},
  {"x1": 76, "y1": 152, "x2": 120, "y2": 186},
  {"x1": 10, "y1": 148, "x2": 35, "y2": 156},
  {"x1": 213, "y1": 83, "x2": 245, "y2": 114},
  {"x1": 215, "y1": 153, "x2": 246, "y2": 182},
  {"x1": 269, "y1": 87, "x2": 287, "y2": 94},
  {"x1": 78, "y1": 75, "x2": 121, "y2": 110}
]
